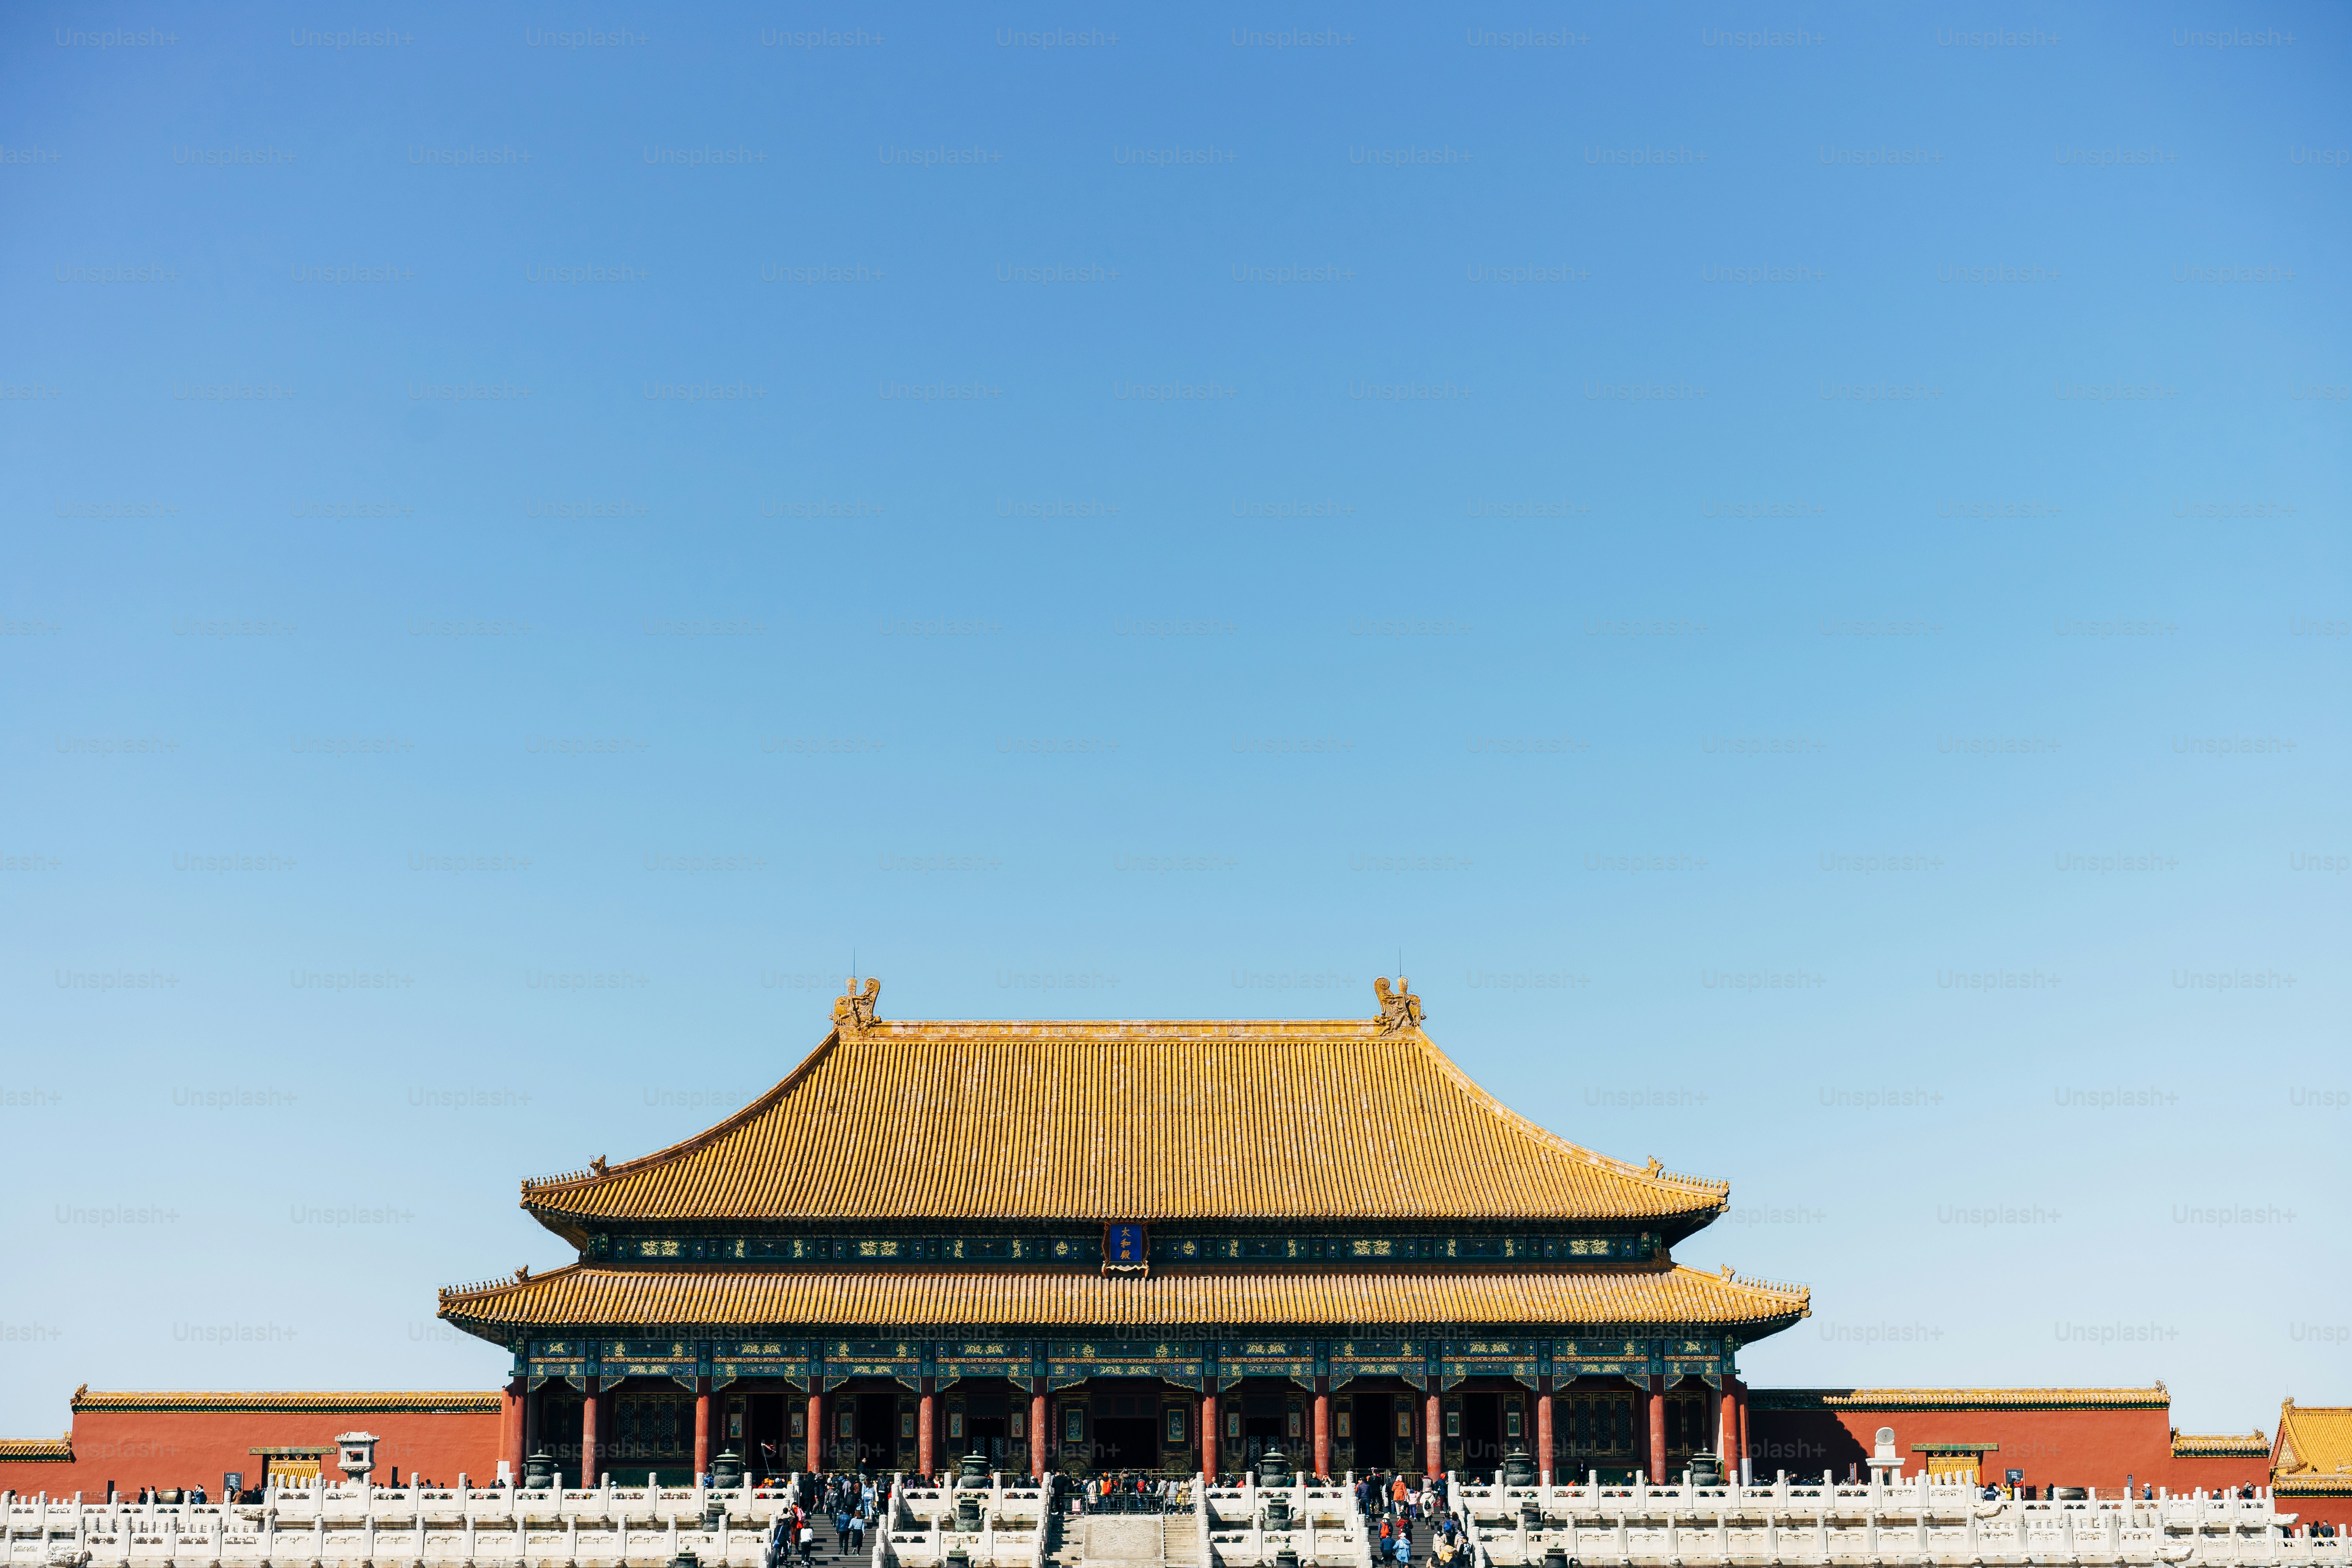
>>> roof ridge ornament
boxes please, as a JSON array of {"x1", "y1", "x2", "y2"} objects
[
  {"x1": 833, "y1": 975, "x2": 881, "y2": 1033},
  {"x1": 1372, "y1": 975, "x2": 1424, "y2": 1033}
]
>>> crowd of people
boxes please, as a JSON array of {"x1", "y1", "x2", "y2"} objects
[
  {"x1": 749, "y1": 1471, "x2": 883, "y2": 1566},
  {"x1": 1355, "y1": 1469, "x2": 1469, "y2": 1567},
  {"x1": 1073, "y1": 1472, "x2": 1193, "y2": 1511}
]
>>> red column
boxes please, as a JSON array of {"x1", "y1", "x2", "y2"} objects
[
  {"x1": 694, "y1": 1380, "x2": 711, "y2": 1477},
  {"x1": 806, "y1": 1391, "x2": 823, "y2": 1474},
  {"x1": 1030, "y1": 1390, "x2": 1047, "y2": 1478},
  {"x1": 1313, "y1": 1387, "x2": 1330, "y2": 1479},
  {"x1": 919, "y1": 1381, "x2": 936, "y2": 1478},
  {"x1": 580, "y1": 1391, "x2": 603, "y2": 1486},
  {"x1": 1536, "y1": 1387, "x2": 1554, "y2": 1485},
  {"x1": 1201, "y1": 1393, "x2": 1218, "y2": 1482},
  {"x1": 1733, "y1": 1379, "x2": 1750, "y2": 1480},
  {"x1": 1647, "y1": 1379, "x2": 1667, "y2": 1484},
  {"x1": 502, "y1": 1378, "x2": 526, "y2": 1477},
  {"x1": 1424, "y1": 1385, "x2": 1441, "y2": 1479}
]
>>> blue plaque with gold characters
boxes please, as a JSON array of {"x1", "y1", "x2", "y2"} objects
[{"x1": 1103, "y1": 1221, "x2": 1147, "y2": 1273}]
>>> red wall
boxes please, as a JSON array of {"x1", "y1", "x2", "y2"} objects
[
  {"x1": 0, "y1": 1403, "x2": 500, "y2": 1500},
  {"x1": 1747, "y1": 1402, "x2": 2269, "y2": 1496},
  {"x1": 2278, "y1": 1491, "x2": 2352, "y2": 1532}
]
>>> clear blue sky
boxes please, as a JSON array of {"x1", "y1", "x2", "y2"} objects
[{"x1": 3, "y1": 1, "x2": 2346, "y2": 1439}]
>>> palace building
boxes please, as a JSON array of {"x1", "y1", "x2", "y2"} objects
[
  {"x1": 1, "y1": 982, "x2": 2309, "y2": 1506},
  {"x1": 433, "y1": 979, "x2": 1810, "y2": 1486}
]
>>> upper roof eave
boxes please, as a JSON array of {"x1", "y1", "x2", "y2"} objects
[{"x1": 517, "y1": 1010, "x2": 1732, "y2": 1229}]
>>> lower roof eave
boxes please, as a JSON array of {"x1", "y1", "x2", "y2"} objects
[{"x1": 437, "y1": 1261, "x2": 1810, "y2": 1343}]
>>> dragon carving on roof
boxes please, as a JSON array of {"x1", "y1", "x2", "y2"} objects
[
  {"x1": 833, "y1": 976, "x2": 881, "y2": 1033},
  {"x1": 1373, "y1": 976, "x2": 1424, "y2": 1033}
]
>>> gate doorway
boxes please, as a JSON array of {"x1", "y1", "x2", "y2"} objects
[
  {"x1": 1350, "y1": 1393, "x2": 1384, "y2": 1468},
  {"x1": 1241, "y1": 1395, "x2": 1284, "y2": 1467},
  {"x1": 855, "y1": 1387, "x2": 898, "y2": 1470},
  {"x1": 1461, "y1": 1393, "x2": 1504, "y2": 1477},
  {"x1": 745, "y1": 1391, "x2": 790, "y2": 1479},
  {"x1": 964, "y1": 1390, "x2": 1015, "y2": 1470},
  {"x1": 1094, "y1": 1417, "x2": 1158, "y2": 1470}
]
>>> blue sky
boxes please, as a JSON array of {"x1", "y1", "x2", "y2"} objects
[{"x1": 2, "y1": 1, "x2": 2346, "y2": 1437}]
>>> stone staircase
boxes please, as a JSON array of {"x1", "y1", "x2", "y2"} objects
[
  {"x1": 1034, "y1": 1511, "x2": 1203, "y2": 1568},
  {"x1": 1037, "y1": 1510, "x2": 1079, "y2": 1568},
  {"x1": 1367, "y1": 1514, "x2": 1433, "y2": 1568}
]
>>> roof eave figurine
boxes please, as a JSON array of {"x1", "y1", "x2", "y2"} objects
[
  {"x1": 832, "y1": 976, "x2": 881, "y2": 1034},
  {"x1": 1372, "y1": 975, "x2": 1424, "y2": 1033}
]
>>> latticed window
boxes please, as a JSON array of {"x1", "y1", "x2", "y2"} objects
[
  {"x1": 612, "y1": 1394, "x2": 692, "y2": 1460},
  {"x1": 1560, "y1": 1392, "x2": 1636, "y2": 1457}
]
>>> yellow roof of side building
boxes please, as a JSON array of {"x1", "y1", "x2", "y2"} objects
[
  {"x1": 439, "y1": 1262, "x2": 1808, "y2": 1331},
  {"x1": 2275, "y1": 1401, "x2": 2352, "y2": 1489},
  {"x1": 520, "y1": 1009, "x2": 1731, "y2": 1232},
  {"x1": 1756, "y1": 1387, "x2": 2172, "y2": 1411},
  {"x1": 70, "y1": 1389, "x2": 503, "y2": 1412}
]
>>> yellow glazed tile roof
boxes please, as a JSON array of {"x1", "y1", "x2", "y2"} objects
[
  {"x1": 0, "y1": 1437, "x2": 72, "y2": 1461},
  {"x1": 521, "y1": 1012, "x2": 1730, "y2": 1225},
  {"x1": 72, "y1": 1389, "x2": 501, "y2": 1412},
  {"x1": 1754, "y1": 1387, "x2": 2169, "y2": 1411},
  {"x1": 2276, "y1": 1403, "x2": 2352, "y2": 1480},
  {"x1": 2174, "y1": 1432, "x2": 2271, "y2": 1457},
  {"x1": 439, "y1": 1263, "x2": 1808, "y2": 1330}
]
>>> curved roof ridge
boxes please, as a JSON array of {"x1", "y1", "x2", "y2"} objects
[
  {"x1": 1402, "y1": 1025, "x2": 1732, "y2": 1201},
  {"x1": 442, "y1": 1260, "x2": 588, "y2": 1305},
  {"x1": 522, "y1": 1031, "x2": 840, "y2": 1204}
]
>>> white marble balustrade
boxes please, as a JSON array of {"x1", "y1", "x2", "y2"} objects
[
  {"x1": 871, "y1": 1474, "x2": 1051, "y2": 1568},
  {"x1": 1199, "y1": 1475, "x2": 1370, "y2": 1567},
  {"x1": 3, "y1": 1475, "x2": 806, "y2": 1568},
  {"x1": 1446, "y1": 1472, "x2": 2343, "y2": 1568}
]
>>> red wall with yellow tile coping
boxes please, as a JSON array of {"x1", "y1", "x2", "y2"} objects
[
  {"x1": 1745, "y1": 1402, "x2": 2269, "y2": 1497},
  {"x1": 0, "y1": 1389, "x2": 2305, "y2": 1519},
  {"x1": 0, "y1": 1404, "x2": 500, "y2": 1500}
]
